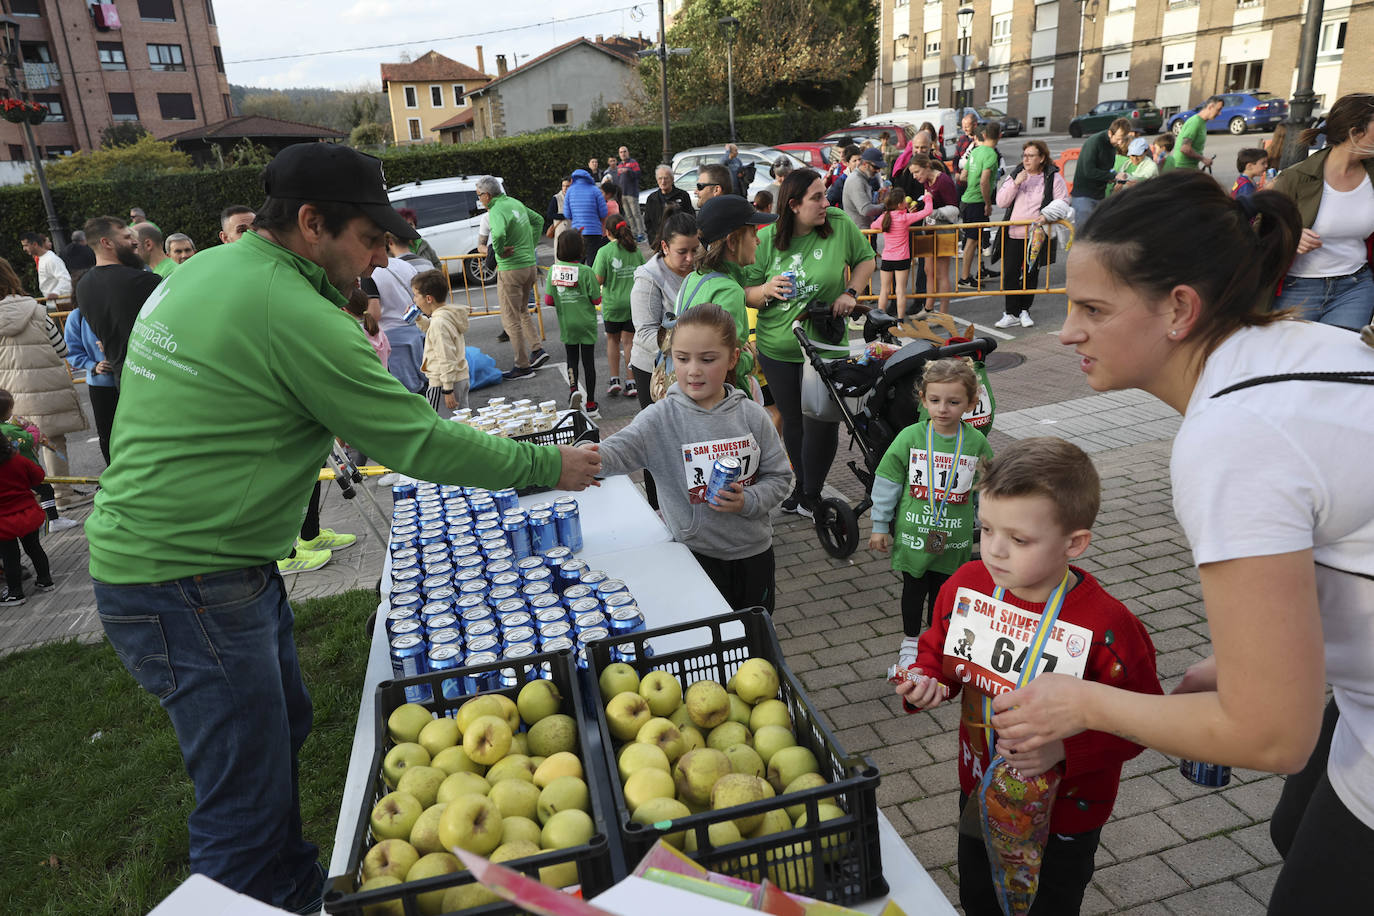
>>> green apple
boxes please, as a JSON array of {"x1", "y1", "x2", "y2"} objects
[
  {"x1": 360, "y1": 838, "x2": 419, "y2": 883},
  {"x1": 672, "y1": 747, "x2": 732, "y2": 807},
  {"x1": 679, "y1": 724, "x2": 706, "y2": 753},
  {"x1": 492, "y1": 839, "x2": 541, "y2": 862},
  {"x1": 437, "y1": 793, "x2": 504, "y2": 855},
  {"x1": 463, "y1": 714, "x2": 514, "y2": 766},
  {"x1": 723, "y1": 743, "x2": 765, "y2": 777},
  {"x1": 767, "y1": 745, "x2": 820, "y2": 794},
  {"x1": 598, "y1": 662, "x2": 641, "y2": 702},
  {"x1": 618, "y1": 741, "x2": 670, "y2": 782},
  {"x1": 501, "y1": 815, "x2": 544, "y2": 847},
  {"x1": 683, "y1": 819, "x2": 741, "y2": 852},
  {"x1": 395, "y1": 765, "x2": 446, "y2": 808},
  {"x1": 747, "y1": 808, "x2": 793, "y2": 839},
  {"x1": 455, "y1": 694, "x2": 505, "y2": 732},
  {"x1": 510, "y1": 732, "x2": 530, "y2": 757},
  {"x1": 750, "y1": 699, "x2": 793, "y2": 733},
  {"x1": 706, "y1": 721, "x2": 751, "y2": 751},
  {"x1": 436, "y1": 770, "x2": 490, "y2": 803},
  {"x1": 416, "y1": 717, "x2": 460, "y2": 758},
  {"x1": 387, "y1": 703, "x2": 434, "y2": 745},
  {"x1": 752, "y1": 725, "x2": 797, "y2": 765},
  {"x1": 710, "y1": 772, "x2": 773, "y2": 834},
  {"x1": 795, "y1": 803, "x2": 847, "y2": 863},
  {"x1": 631, "y1": 797, "x2": 691, "y2": 848},
  {"x1": 638, "y1": 670, "x2": 683, "y2": 717},
  {"x1": 636, "y1": 717, "x2": 687, "y2": 763},
  {"x1": 405, "y1": 852, "x2": 462, "y2": 916},
  {"x1": 533, "y1": 751, "x2": 583, "y2": 788},
  {"x1": 382, "y1": 742, "x2": 430, "y2": 788},
  {"x1": 408, "y1": 802, "x2": 448, "y2": 856},
  {"x1": 489, "y1": 777, "x2": 541, "y2": 821},
  {"x1": 356, "y1": 875, "x2": 405, "y2": 916},
  {"x1": 540, "y1": 860, "x2": 581, "y2": 888},
  {"x1": 684, "y1": 680, "x2": 730, "y2": 729},
  {"x1": 369, "y1": 791, "x2": 423, "y2": 841},
  {"x1": 668, "y1": 704, "x2": 694, "y2": 729},
  {"x1": 486, "y1": 754, "x2": 536, "y2": 784},
  {"x1": 733, "y1": 658, "x2": 780, "y2": 704},
  {"x1": 491, "y1": 693, "x2": 522, "y2": 732},
  {"x1": 623, "y1": 767, "x2": 677, "y2": 811},
  {"x1": 537, "y1": 775, "x2": 589, "y2": 823},
  {"x1": 782, "y1": 773, "x2": 832, "y2": 821},
  {"x1": 429, "y1": 745, "x2": 484, "y2": 777},
  {"x1": 517, "y1": 678, "x2": 563, "y2": 725},
  {"x1": 605, "y1": 691, "x2": 652, "y2": 742},
  {"x1": 440, "y1": 882, "x2": 501, "y2": 911},
  {"x1": 527, "y1": 714, "x2": 578, "y2": 757},
  {"x1": 541, "y1": 807, "x2": 595, "y2": 849},
  {"x1": 727, "y1": 693, "x2": 753, "y2": 726}
]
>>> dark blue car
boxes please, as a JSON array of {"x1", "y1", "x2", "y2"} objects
[{"x1": 1167, "y1": 91, "x2": 1289, "y2": 136}]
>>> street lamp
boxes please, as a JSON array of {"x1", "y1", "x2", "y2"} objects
[
  {"x1": 718, "y1": 15, "x2": 740, "y2": 143},
  {"x1": 1280, "y1": 0, "x2": 1325, "y2": 167},
  {"x1": 0, "y1": 14, "x2": 63, "y2": 250},
  {"x1": 956, "y1": 6, "x2": 974, "y2": 111}
]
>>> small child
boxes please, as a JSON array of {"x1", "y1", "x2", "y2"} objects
[
  {"x1": 871, "y1": 187, "x2": 934, "y2": 317},
  {"x1": 602, "y1": 184, "x2": 622, "y2": 217},
  {"x1": 896, "y1": 438, "x2": 1161, "y2": 916},
  {"x1": 870, "y1": 359, "x2": 994, "y2": 666},
  {"x1": 0, "y1": 390, "x2": 72, "y2": 532},
  {"x1": 0, "y1": 429, "x2": 54, "y2": 605},
  {"x1": 1231, "y1": 147, "x2": 1268, "y2": 198},
  {"x1": 410, "y1": 269, "x2": 470, "y2": 415},
  {"x1": 593, "y1": 304, "x2": 790, "y2": 610},
  {"x1": 343, "y1": 287, "x2": 390, "y2": 367},
  {"x1": 545, "y1": 231, "x2": 604, "y2": 419},
  {"x1": 752, "y1": 190, "x2": 774, "y2": 213},
  {"x1": 1151, "y1": 134, "x2": 1174, "y2": 170},
  {"x1": 592, "y1": 214, "x2": 646, "y2": 401}
]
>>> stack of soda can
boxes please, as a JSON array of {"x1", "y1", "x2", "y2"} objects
[{"x1": 385, "y1": 481, "x2": 646, "y2": 703}]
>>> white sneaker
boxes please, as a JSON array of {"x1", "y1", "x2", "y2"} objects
[
  {"x1": 993, "y1": 313, "x2": 1019, "y2": 329},
  {"x1": 1019, "y1": 312, "x2": 1035, "y2": 328},
  {"x1": 47, "y1": 518, "x2": 81, "y2": 532},
  {"x1": 896, "y1": 635, "x2": 922, "y2": 671},
  {"x1": 376, "y1": 472, "x2": 399, "y2": 487}
]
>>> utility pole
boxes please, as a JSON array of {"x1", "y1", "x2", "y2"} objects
[
  {"x1": 659, "y1": 0, "x2": 671, "y2": 164},
  {"x1": 1280, "y1": 0, "x2": 1324, "y2": 168},
  {"x1": 718, "y1": 16, "x2": 740, "y2": 143}
]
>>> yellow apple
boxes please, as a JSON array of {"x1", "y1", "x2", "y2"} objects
[{"x1": 387, "y1": 703, "x2": 434, "y2": 745}]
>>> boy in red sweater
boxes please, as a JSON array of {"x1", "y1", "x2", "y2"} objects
[{"x1": 896, "y1": 437, "x2": 1160, "y2": 915}]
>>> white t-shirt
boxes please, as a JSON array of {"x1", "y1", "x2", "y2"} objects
[
  {"x1": 371, "y1": 257, "x2": 419, "y2": 332},
  {"x1": 1289, "y1": 174, "x2": 1374, "y2": 278},
  {"x1": 1171, "y1": 320, "x2": 1374, "y2": 828}
]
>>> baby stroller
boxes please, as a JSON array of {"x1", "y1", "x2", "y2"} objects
[{"x1": 792, "y1": 307, "x2": 996, "y2": 558}]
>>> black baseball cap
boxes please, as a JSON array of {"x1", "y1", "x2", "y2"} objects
[
  {"x1": 697, "y1": 194, "x2": 777, "y2": 244},
  {"x1": 263, "y1": 143, "x2": 419, "y2": 241}
]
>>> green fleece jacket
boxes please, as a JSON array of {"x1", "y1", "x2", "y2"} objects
[
  {"x1": 86, "y1": 230, "x2": 560, "y2": 584},
  {"x1": 486, "y1": 194, "x2": 544, "y2": 271}
]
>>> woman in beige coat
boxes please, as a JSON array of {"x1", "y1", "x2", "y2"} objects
[{"x1": 0, "y1": 258, "x2": 89, "y2": 508}]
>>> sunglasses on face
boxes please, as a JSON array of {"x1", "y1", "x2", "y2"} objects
[{"x1": 696, "y1": 182, "x2": 720, "y2": 191}]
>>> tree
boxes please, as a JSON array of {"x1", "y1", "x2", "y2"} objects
[
  {"x1": 39, "y1": 134, "x2": 193, "y2": 184},
  {"x1": 100, "y1": 121, "x2": 150, "y2": 149},
  {"x1": 641, "y1": 0, "x2": 877, "y2": 115},
  {"x1": 349, "y1": 122, "x2": 388, "y2": 148}
]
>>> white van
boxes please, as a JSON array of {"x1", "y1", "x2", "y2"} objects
[
  {"x1": 856, "y1": 108, "x2": 961, "y2": 156},
  {"x1": 387, "y1": 175, "x2": 506, "y2": 287}
]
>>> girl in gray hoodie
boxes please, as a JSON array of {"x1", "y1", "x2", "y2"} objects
[{"x1": 593, "y1": 304, "x2": 791, "y2": 611}]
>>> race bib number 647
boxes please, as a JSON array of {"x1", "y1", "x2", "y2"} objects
[{"x1": 941, "y1": 587, "x2": 1092, "y2": 696}]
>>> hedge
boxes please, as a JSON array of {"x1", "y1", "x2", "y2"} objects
[{"x1": 0, "y1": 110, "x2": 855, "y2": 294}]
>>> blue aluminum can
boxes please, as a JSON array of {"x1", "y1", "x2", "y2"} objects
[
  {"x1": 385, "y1": 606, "x2": 420, "y2": 636},
  {"x1": 454, "y1": 554, "x2": 485, "y2": 573},
  {"x1": 1179, "y1": 760, "x2": 1231, "y2": 788},
  {"x1": 542, "y1": 546, "x2": 572, "y2": 571},
  {"x1": 485, "y1": 560, "x2": 516, "y2": 579},
  {"x1": 572, "y1": 606, "x2": 607, "y2": 635},
  {"x1": 389, "y1": 634, "x2": 432, "y2": 702},
  {"x1": 475, "y1": 509, "x2": 501, "y2": 523},
  {"x1": 493, "y1": 488, "x2": 521, "y2": 514},
  {"x1": 417, "y1": 526, "x2": 446, "y2": 547},
  {"x1": 452, "y1": 569, "x2": 485, "y2": 592},
  {"x1": 552, "y1": 501, "x2": 583, "y2": 552},
  {"x1": 485, "y1": 585, "x2": 521, "y2": 609},
  {"x1": 426, "y1": 585, "x2": 457, "y2": 607},
  {"x1": 580, "y1": 570, "x2": 608, "y2": 590},
  {"x1": 574, "y1": 626, "x2": 610, "y2": 669},
  {"x1": 393, "y1": 497, "x2": 417, "y2": 513},
  {"x1": 388, "y1": 618, "x2": 423, "y2": 640},
  {"x1": 533, "y1": 603, "x2": 568, "y2": 625},
  {"x1": 466, "y1": 634, "x2": 501, "y2": 657},
  {"x1": 498, "y1": 607, "x2": 532, "y2": 630},
  {"x1": 602, "y1": 591, "x2": 637, "y2": 613},
  {"x1": 454, "y1": 593, "x2": 487, "y2": 618},
  {"x1": 389, "y1": 566, "x2": 423, "y2": 589},
  {"x1": 390, "y1": 555, "x2": 420, "y2": 575},
  {"x1": 392, "y1": 508, "x2": 417, "y2": 523},
  {"x1": 521, "y1": 581, "x2": 554, "y2": 602},
  {"x1": 460, "y1": 604, "x2": 494, "y2": 628},
  {"x1": 458, "y1": 579, "x2": 489, "y2": 601},
  {"x1": 538, "y1": 620, "x2": 573, "y2": 643},
  {"x1": 609, "y1": 605, "x2": 646, "y2": 635},
  {"x1": 516, "y1": 556, "x2": 546, "y2": 578},
  {"x1": 421, "y1": 574, "x2": 451, "y2": 598},
  {"x1": 528, "y1": 511, "x2": 557, "y2": 555},
  {"x1": 420, "y1": 544, "x2": 449, "y2": 562},
  {"x1": 502, "y1": 514, "x2": 532, "y2": 559},
  {"x1": 489, "y1": 572, "x2": 521, "y2": 593},
  {"x1": 473, "y1": 518, "x2": 500, "y2": 535},
  {"x1": 451, "y1": 543, "x2": 480, "y2": 560},
  {"x1": 542, "y1": 635, "x2": 576, "y2": 655},
  {"x1": 705, "y1": 457, "x2": 742, "y2": 505},
  {"x1": 463, "y1": 651, "x2": 501, "y2": 693},
  {"x1": 391, "y1": 481, "x2": 417, "y2": 500},
  {"x1": 485, "y1": 547, "x2": 514, "y2": 564},
  {"x1": 445, "y1": 514, "x2": 473, "y2": 532},
  {"x1": 561, "y1": 584, "x2": 594, "y2": 607},
  {"x1": 426, "y1": 614, "x2": 459, "y2": 637},
  {"x1": 612, "y1": 640, "x2": 653, "y2": 664},
  {"x1": 529, "y1": 500, "x2": 554, "y2": 513},
  {"x1": 389, "y1": 592, "x2": 424, "y2": 615},
  {"x1": 594, "y1": 579, "x2": 628, "y2": 600},
  {"x1": 390, "y1": 545, "x2": 418, "y2": 562},
  {"x1": 428, "y1": 626, "x2": 462, "y2": 648},
  {"x1": 779, "y1": 269, "x2": 799, "y2": 300},
  {"x1": 427, "y1": 644, "x2": 465, "y2": 700},
  {"x1": 421, "y1": 560, "x2": 454, "y2": 581},
  {"x1": 500, "y1": 643, "x2": 539, "y2": 687},
  {"x1": 451, "y1": 534, "x2": 479, "y2": 550},
  {"x1": 464, "y1": 619, "x2": 499, "y2": 641},
  {"x1": 419, "y1": 601, "x2": 451, "y2": 626},
  {"x1": 521, "y1": 567, "x2": 554, "y2": 592},
  {"x1": 503, "y1": 625, "x2": 538, "y2": 651},
  {"x1": 556, "y1": 559, "x2": 588, "y2": 592},
  {"x1": 389, "y1": 533, "x2": 418, "y2": 551},
  {"x1": 416, "y1": 509, "x2": 443, "y2": 526}
]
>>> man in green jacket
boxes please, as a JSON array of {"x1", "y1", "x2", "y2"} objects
[
  {"x1": 87, "y1": 143, "x2": 601, "y2": 913},
  {"x1": 476, "y1": 176, "x2": 550, "y2": 380},
  {"x1": 1069, "y1": 117, "x2": 1133, "y2": 227}
]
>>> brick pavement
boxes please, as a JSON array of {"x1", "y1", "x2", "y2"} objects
[{"x1": 0, "y1": 288, "x2": 1285, "y2": 914}]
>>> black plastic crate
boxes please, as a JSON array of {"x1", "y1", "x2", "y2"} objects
[
  {"x1": 585, "y1": 609, "x2": 888, "y2": 904},
  {"x1": 512, "y1": 411, "x2": 599, "y2": 495},
  {"x1": 324, "y1": 648, "x2": 616, "y2": 916}
]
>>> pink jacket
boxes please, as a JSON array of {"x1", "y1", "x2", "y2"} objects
[
  {"x1": 995, "y1": 170, "x2": 1070, "y2": 239},
  {"x1": 870, "y1": 196, "x2": 934, "y2": 261}
]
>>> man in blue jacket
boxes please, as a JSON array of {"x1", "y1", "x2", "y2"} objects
[{"x1": 563, "y1": 168, "x2": 609, "y2": 265}]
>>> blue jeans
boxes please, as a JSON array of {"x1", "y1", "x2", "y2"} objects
[
  {"x1": 95, "y1": 565, "x2": 320, "y2": 908},
  {"x1": 1274, "y1": 267, "x2": 1374, "y2": 330},
  {"x1": 1070, "y1": 195, "x2": 1100, "y2": 231}
]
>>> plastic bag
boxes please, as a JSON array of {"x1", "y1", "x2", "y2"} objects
[
  {"x1": 978, "y1": 756, "x2": 1062, "y2": 916},
  {"x1": 466, "y1": 346, "x2": 503, "y2": 391},
  {"x1": 801, "y1": 356, "x2": 846, "y2": 423}
]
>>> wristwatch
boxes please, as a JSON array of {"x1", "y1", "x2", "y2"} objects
[
  {"x1": 441, "y1": 389, "x2": 453, "y2": 394},
  {"x1": 845, "y1": 287, "x2": 858, "y2": 300}
]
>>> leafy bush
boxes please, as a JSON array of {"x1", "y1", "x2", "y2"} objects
[{"x1": 40, "y1": 135, "x2": 193, "y2": 184}]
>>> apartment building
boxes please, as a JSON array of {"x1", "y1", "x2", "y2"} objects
[
  {"x1": 1, "y1": 0, "x2": 232, "y2": 161},
  {"x1": 864, "y1": 0, "x2": 1369, "y2": 133}
]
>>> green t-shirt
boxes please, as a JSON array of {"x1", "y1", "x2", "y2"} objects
[
  {"x1": 675, "y1": 261, "x2": 755, "y2": 391},
  {"x1": 548, "y1": 259, "x2": 601, "y2": 346},
  {"x1": 961, "y1": 145, "x2": 1000, "y2": 204},
  {"x1": 486, "y1": 194, "x2": 544, "y2": 271},
  {"x1": 592, "y1": 242, "x2": 645, "y2": 324},
  {"x1": 86, "y1": 230, "x2": 561, "y2": 584},
  {"x1": 875, "y1": 420, "x2": 992, "y2": 577},
  {"x1": 745, "y1": 208, "x2": 876, "y2": 363},
  {"x1": 152, "y1": 258, "x2": 177, "y2": 279},
  {"x1": 1169, "y1": 114, "x2": 1208, "y2": 170}
]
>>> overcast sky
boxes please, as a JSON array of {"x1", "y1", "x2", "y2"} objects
[{"x1": 215, "y1": 0, "x2": 657, "y2": 89}]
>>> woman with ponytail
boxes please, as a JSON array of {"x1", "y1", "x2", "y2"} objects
[
  {"x1": 986, "y1": 170, "x2": 1374, "y2": 914},
  {"x1": 593, "y1": 214, "x2": 646, "y2": 398}
]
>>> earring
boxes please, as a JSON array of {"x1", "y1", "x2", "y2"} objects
[{"x1": 1169, "y1": 330, "x2": 1178, "y2": 338}]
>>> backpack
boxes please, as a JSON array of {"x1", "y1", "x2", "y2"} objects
[
  {"x1": 734, "y1": 161, "x2": 757, "y2": 197},
  {"x1": 650, "y1": 271, "x2": 725, "y2": 401}
]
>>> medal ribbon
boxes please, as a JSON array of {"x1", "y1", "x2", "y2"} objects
[
  {"x1": 979, "y1": 569, "x2": 1071, "y2": 753},
  {"x1": 925, "y1": 420, "x2": 964, "y2": 529}
]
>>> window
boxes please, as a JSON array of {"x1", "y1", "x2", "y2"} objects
[
  {"x1": 551, "y1": 104, "x2": 569, "y2": 125},
  {"x1": 1225, "y1": 61, "x2": 1262, "y2": 92},
  {"x1": 20, "y1": 41, "x2": 51, "y2": 62},
  {"x1": 213, "y1": 46, "x2": 224, "y2": 73},
  {"x1": 1035, "y1": 2, "x2": 1059, "y2": 30},
  {"x1": 34, "y1": 93, "x2": 63, "y2": 122},
  {"x1": 408, "y1": 118, "x2": 422, "y2": 141},
  {"x1": 138, "y1": 0, "x2": 177, "y2": 22},
  {"x1": 1032, "y1": 116, "x2": 1046, "y2": 128},
  {"x1": 925, "y1": 33, "x2": 941, "y2": 55},
  {"x1": 992, "y1": 15, "x2": 1012, "y2": 45},
  {"x1": 43, "y1": 146, "x2": 73, "y2": 159},
  {"x1": 895, "y1": 39, "x2": 908, "y2": 60},
  {"x1": 10, "y1": 0, "x2": 40, "y2": 16},
  {"x1": 956, "y1": 34, "x2": 971, "y2": 56},
  {"x1": 1103, "y1": 51, "x2": 1131, "y2": 82},
  {"x1": 158, "y1": 92, "x2": 195, "y2": 120},
  {"x1": 390, "y1": 191, "x2": 479, "y2": 228},
  {"x1": 98, "y1": 42, "x2": 127, "y2": 71},
  {"x1": 206, "y1": 0, "x2": 217, "y2": 25},
  {"x1": 1319, "y1": 20, "x2": 1347, "y2": 56},
  {"x1": 1108, "y1": 0, "x2": 1135, "y2": 10},
  {"x1": 8, "y1": 145, "x2": 25, "y2": 161},
  {"x1": 1167, "y1": 0, "x2": 1198, "y2": 6},
  {"x1": 430, "y1": 85, "x2": 443, "y2": 107},
  {"x1": 404, "y1": 86, "x2": 418, "y2": 108},
  {"x1": 1236, "y1": 0, "x2": 1261, "y2": 7},
  {"x1": 148, "y1": 44, "x2": 186, "y2": 72},
  {"x1": 1032, "y1": 64, "x2": 1054, "y2": 90},
  {"x1": 925, "y1": 84, "x2": 940, "y2": 106},
  {"x1": 453, "y1": 85, "x2": 465, "y2": 106},
  {"x1": 989, "y1": 72, "x2": 1009, "y2": 99},
  {"x1": 223, "y1": 93, "x2": 233, "y2": 117},
  {"x1": 109, "y1": 92, "x2": 139, "y2": 121},
  {"x1": 1162, "y1": 58, "x2": 1193, "y2": 81}
]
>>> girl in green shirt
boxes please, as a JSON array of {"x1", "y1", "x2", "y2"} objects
[
  {"x1": 545, "y1": 231, "x2": 604, "y2": 418},
  {"x1": 592, "y1": 215, "x2": 646, "y2": 400}
]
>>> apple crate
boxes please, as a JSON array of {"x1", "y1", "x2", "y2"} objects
[
  {"x1": 584, "y1": 609, "x2": 888, "y2": 904},
  {"x1": 323, "y1": 647, "x2": 616, "y2": 916}
]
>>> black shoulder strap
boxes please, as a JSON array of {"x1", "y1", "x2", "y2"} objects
[{"x1": 1209, "y1": 371, "x2": 1374, "y2": 398}]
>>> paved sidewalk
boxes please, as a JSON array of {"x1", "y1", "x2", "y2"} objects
[{"x1": 0, "y1": 291, "x2": 1283, "y2": 914}]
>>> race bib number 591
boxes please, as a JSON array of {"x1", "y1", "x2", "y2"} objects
[{"x1": 550, "y1": 264, "x2": 579, "y2": 288}]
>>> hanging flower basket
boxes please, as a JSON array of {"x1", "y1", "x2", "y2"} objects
[
  {"x1": 1, "y1": 99, "x2": 26, "y2": 124},
  {"x1": 26, "y1": 104, "x2": 50, "y2": 125}
]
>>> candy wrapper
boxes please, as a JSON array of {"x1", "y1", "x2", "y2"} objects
[
  {"x1": 976, "y1": 755, "x2": 1061, "y2": 916},
  {"x1": 886, "y1": 664, "x2": 951, "y2": 699},
  {"x1": 857, "y1": 341, "x2": 900, "y2": 366}
]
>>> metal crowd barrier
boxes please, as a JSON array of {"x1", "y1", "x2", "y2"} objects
[{"x1": 437, "y1": 254, "x2": 549, "y2": 341}]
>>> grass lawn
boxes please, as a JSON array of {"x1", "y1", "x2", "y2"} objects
[{"x1": 0, "y1": 588, "x2": 377, "y2": 915}]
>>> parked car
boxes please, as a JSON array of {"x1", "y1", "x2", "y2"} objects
[
  {"x1": 819, "y1": 122, "x2": 918, "y2": 150},
  {"x1": 774, "y1": 142, "x2": 834, "y2": 173},
  {"x1": 1166, "y1": 91, "x2": 1289, "y2": 135},
  {"x1": 957, "y1": 106, "x2": 1023, "y2": 137},
  {"x1": 669, "y1": 144, "x2": 807, "y2": 180},
  {"x1": 387, "y1": 175, "x2": 501, "y2": 286},
  {"x1": 1068, "y1": 99, "x2": 1163, "y2": 137}
]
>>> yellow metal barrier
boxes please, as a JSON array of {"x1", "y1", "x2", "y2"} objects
[{"x1": 437, "y1": 254, "x2": 548, "y2": 342}]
